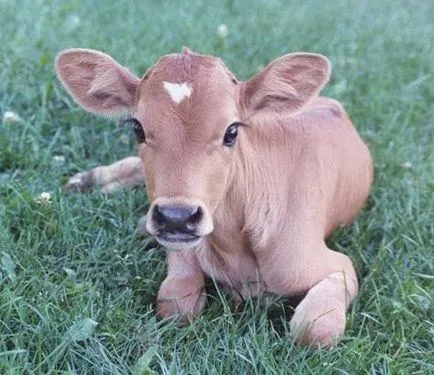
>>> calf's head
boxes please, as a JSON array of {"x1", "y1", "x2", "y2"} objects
[{"x1": 56, "y1": 48, "x2": 331, "y2": 250}]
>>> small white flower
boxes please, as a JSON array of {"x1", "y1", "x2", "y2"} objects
[
  {"x1": 36, "y1": 192, "x2": 52, "y2": 205},
  {"x1": 338, "y1": 57, "x2": 357, "y2": 67},
  {"x1": 2, "y1": 111, "x2": 21, "y2": 123},
  {"x1": 53, "y1": 155, "x2": 65, "y2": 164},
  {"x1": 333, "y1": 80, "x2": 348, "y2": 95},
  {"x1": 119, "y1": 134, "x2": 130, "y2": 145},
  {"x1": 400, "y1": 162, "x2": 412, "y2": 170},
  {"x1": 66, "y1": 14, "x2": 81, "y2": 30},
  {"x1": 217, "y1": 24, "x2": 229, "y2": 38}
]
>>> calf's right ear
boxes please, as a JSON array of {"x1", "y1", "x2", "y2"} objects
[{"x1": 55, "y1": 48, "x2": 140, "y2": 116}]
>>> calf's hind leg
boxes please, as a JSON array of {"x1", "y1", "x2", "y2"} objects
[
  {"x1": 66, "y1": 156, "x2": 148, "y2": 234},
  {"x1": 289, "y1": 248, "x2": 358, "y2": 347},
  {"x1": 66, "y1": 156, "x2": 144, "y2": 193}
]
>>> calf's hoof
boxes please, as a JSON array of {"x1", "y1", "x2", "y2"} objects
[
  {"x1": 156, "y1": 276, "x2": 206, "y2": 322},
  {"x1": 65, "y1": 171, "x2": 93, "y2": 192}
]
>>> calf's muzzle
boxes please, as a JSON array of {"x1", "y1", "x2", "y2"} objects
[
  {"x1": 152, "y1": 204, "x2": 203, "y2": 235},
  {"x1": 146, "y1": 197, "x2": 214, "y2": 250}
]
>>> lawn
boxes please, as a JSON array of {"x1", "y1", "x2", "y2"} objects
[{"x1": 0, "y1": 0, "x2": 433, "y2": 373}]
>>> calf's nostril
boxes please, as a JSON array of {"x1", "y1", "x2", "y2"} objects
[
  {"x1": 152, "y1": 205, "x2": 167, "y2": 228},
  {"x1": 188, "y1": 207, "x2": 203, "y2": 225},
  {"x1": 185, "y1": 207, "x2": 203, "y2": 231}
]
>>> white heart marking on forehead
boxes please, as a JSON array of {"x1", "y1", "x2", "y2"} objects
[{"x1": 163, "y1": 81, "x2": 192, "y2": 104}]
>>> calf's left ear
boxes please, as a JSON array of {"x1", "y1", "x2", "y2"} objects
[
  {"x1": 242, "y1": 53, "x2": 331, "y2": 116},
  {"x1": 55, "y1": 48, "x2": 140, "y2": 116}
]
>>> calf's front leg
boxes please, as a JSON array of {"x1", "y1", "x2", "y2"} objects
[
  {"x1": 66, "y1": 156, "x2": 144, "y2": 193},
  {"x1": 289, "y1": 260, "x2": 358, "y2": 347},
  {"x1": 157, "y1": 250, "x2": 207, "y2": 321},
  {"x1": 260, "y1": 244, "x2": 358, "y2": 347}
]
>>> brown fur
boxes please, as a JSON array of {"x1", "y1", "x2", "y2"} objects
[{"x1": 56, "y1": 48, "x2": 373, "y2": 347}]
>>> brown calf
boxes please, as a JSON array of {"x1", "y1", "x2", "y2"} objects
[{"x1": 56, "y1": 48, "x2": 373, "y2": 347}]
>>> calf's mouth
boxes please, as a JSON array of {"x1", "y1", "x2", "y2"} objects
[{"x1": 155, "y1": 231, "x2": 203, "y2": 251}]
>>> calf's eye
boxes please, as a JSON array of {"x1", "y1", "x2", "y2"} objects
[
  {"x1": 120, "y1": 117, "x2": 147, "y2": 143},
  {"x1": 223, "y1": 122, "x2": 242, "y2": 147},
  {"x1": 130, "y1": 118, "x2": 146, "y2": 143}
]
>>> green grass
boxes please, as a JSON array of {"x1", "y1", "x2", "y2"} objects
[{"x1": 1, "y1": 0, "x2": 433, "y2": 373}]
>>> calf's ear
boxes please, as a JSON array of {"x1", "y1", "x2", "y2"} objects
[
  {"x1": 242, "y1": 53, "x2": 331, "y2": 116},
  {"x1": 55, "y1": 48, "x2": 140, "y2": 116}
]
